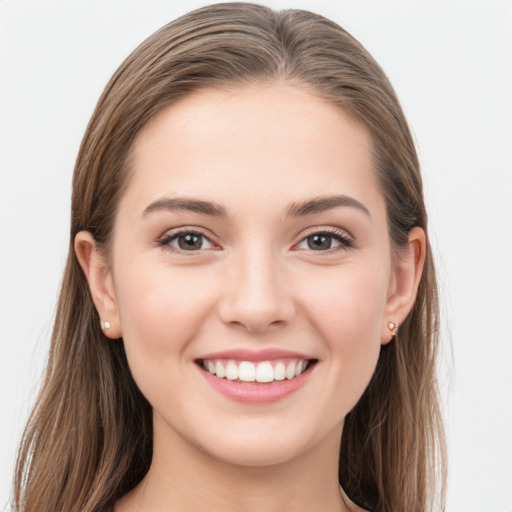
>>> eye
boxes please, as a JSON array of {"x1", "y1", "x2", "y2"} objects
[
  {"x1": 295, "y1": 229, "x2": 353, "y2": 252},
  {"x1": 159, "y1": 230, "x2": 216, "y2": 252}
]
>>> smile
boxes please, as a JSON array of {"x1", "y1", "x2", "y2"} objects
[
  {"x1": 199, "y1": 358, "x2": 311, "y2": 384},
  {"x1": 195, "y1": 351, "x2": 317, "y2": 403}
]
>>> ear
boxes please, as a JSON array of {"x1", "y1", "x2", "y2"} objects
[
  {"x1": 382, "y1": 226, "x2": 426, "y2": 344},
  {"x1": 74, "y1": 231, "x2": 122, "y2": 339}
]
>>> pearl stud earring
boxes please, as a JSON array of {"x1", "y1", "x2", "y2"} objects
[
  {"x1": 388, "y1": 321, "x2": 399, "y2": 336},
  {"x1": 102, "y1": 321, "x2": 111, "y2": 330}
]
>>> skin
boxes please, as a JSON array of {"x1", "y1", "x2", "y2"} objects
[{"x1": 76, "y1": 84, "x2": 425, "y2": 512}]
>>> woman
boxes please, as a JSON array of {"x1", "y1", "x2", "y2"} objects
[{"x1": 13, "y1": 3, "x2": 446, "y2": 511}]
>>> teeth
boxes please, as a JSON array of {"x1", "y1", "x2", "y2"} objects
[
  {"x1": 239, "y1": 361, "x2": 256, "y2": 382},
  {"x1": 256, "y1": 361, "x2": 274, "y2": 383},
  {"x1": 285, "y1": 361, "x2": 296, "y2": 380},
  {"x1": 274, "y1": 362, "x2": 286, "y2": 381},
  {"x1": 215, "y1": 361, "x2": 226, "y2": 379},
  {"x1": 201, "y1": 358, "x2": 310, "y2": 383},
  {"x1": 225, "y1": 361, "x2": 238, "y2": 380}
]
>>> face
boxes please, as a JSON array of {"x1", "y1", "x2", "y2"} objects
[{"x1": 101, "y1": 84, "x2": 402, "y2": 467}]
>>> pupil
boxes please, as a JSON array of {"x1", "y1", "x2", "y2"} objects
[
  {"x1": 179, "y1": 234, "x2": 202, "y2": 250},
  {"x1": 308, "y1": 234, "x2": 331, "y2": 250}
]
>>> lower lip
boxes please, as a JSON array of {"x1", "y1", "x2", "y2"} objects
[{"x1": 197, "y1": 364, "x2": 314, "y2": 403}]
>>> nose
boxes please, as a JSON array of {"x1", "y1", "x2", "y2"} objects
[{"x1": 217, "y1": 246, "x2": 296, "y2": 332}]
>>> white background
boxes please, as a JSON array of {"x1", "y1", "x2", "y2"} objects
[{"x1": 1, "y1": 1, "x2": 511, "y2": 510}]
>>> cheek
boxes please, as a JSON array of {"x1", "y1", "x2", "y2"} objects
[
  {"x1": 301, "y1": 261, "x2": 389, "y2": 339},
  {"x1": 297, "y1": 263, "x2": 389, "y2": 401},
  {"x1": 113, "y1": 260, "x2": 214, "y2": 381}
]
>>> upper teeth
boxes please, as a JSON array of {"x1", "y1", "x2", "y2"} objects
[{"x1": 202, "y1": 359, "x2": 308, "y2": 383}]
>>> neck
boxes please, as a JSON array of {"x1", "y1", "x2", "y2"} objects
[{"x1": 116, "y1": 413, "x2": 355, "y2": 512}]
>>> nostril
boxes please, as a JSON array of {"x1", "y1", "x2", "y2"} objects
[
  {"x1": 243, "y1": 319, "x2": 287, "y2": 332},
  {"x1": 217, "y1": 278, "x2": 296, "y2": 332}
]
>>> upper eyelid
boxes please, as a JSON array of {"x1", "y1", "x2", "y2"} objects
[
  {"x1": 296, "y1": 226, "x2": 354, "y2": 241},
  {"x1": 158, "y1": 226, "x2": 218, "y2": 242}
]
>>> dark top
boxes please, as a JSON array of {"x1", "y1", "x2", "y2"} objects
[
  {"x1": 104, "y1": 497, "x2": 382, "y2": 512},
  {"x1": 105, "y1": 504, "x2": 381, "y2": 512},
  {"x1": 102, "y1": 484, "x2": 382, "y2": 511}
]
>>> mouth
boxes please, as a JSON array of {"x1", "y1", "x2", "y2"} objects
[{"x1": 196, "y1": 357, "x2": 318, "y2": 384}]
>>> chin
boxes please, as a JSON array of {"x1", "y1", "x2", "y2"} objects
[
  {"x1": 202, "y1": 437, "x2": 315, "y2": 468},
  {"x1": 183, "y1": 415, "x2": 340, "y2": 469}
]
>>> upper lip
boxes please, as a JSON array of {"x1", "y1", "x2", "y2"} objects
[{"x1": 197, "y1": 348, "x2": 314, "y2": 362}]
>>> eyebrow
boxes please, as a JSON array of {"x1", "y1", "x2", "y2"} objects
[
  {"x1": 286, "y1": 195, "x2": 370, "y2": 217},
  {"x1": 142, "y1": 197, "x2": 228, "y2": 217},
  {"x1": 142, "y1": 194, "x2": 370, "y2": 219}
]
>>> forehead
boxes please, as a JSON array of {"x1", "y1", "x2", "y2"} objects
[{"x1": 124, "y1": 84, "x2": 384, "y2": 218}]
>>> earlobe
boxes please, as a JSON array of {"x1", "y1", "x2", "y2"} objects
[
  {"x1": 382, "y1": 227, "x2": 426, "y2": 344},
  {"x1": 74, "y1": 231, "x2": 122, "y2": 338}
]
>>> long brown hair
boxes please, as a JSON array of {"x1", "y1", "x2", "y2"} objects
[{"x1": 14, "y1": 3, "x2": 446, "y2": 511}]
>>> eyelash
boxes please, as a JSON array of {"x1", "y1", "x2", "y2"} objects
[
  {"x1": 157, "y1": 228, "x2": 218, "y2": 254},
  {"x1": 295, "y1": 227, "x2": 354, "y2": 252},
  {"x1": 157, "y1": 227, "x2": 354, "y2": 254}
]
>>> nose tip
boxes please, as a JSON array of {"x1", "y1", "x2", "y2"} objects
[{"x1": 217, "y1": 261, "x2": 295, "y2": 333}]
